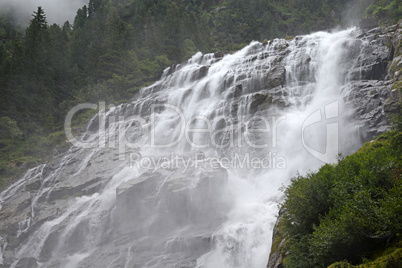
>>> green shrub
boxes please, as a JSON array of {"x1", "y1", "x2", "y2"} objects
[
  {"x1": 281, "y1": 117, "x2": 402, "y2": 267},
  {"x1": 366, "y1": 0, "x2": 402, "y2": 23}
]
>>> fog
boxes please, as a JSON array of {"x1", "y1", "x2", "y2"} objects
[
  {"x1": 0, "y1": 0, "x2": 88, "y2": 25},
  {"x1": 341, "y1": 0, "x2": 372, "y2": 27}
]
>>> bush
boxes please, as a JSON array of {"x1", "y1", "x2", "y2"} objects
[
  {"x1": 281, "y1": 121, "x2": 402, "y2": 267},
  {"x1": 366, "y1": 0, "x2": 402, "y2": 23}
]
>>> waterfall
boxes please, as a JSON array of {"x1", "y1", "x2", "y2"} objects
[{"x1": 0, "y1": 27, "x2": 386, "y2": 268}]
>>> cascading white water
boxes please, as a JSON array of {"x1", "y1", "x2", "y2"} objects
[
  {"x1": 195, "y1": 29, "x2": 364, "y2": 268},
  {"x1": 0, "y1": 28, "x2": 369, "y2": 268}
]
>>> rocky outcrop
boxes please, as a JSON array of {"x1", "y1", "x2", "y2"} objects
[
  {"x1": 341, "y1": 21, "x2": 402, "y2": 139},
  {"x1": 385, "y1": 86, "x2": 401, "y2": 114},
  {"x1": 267, "y1": 210, "x2": 286, "y2": 268},
  {"x1": 343, "y1": 80, "x2": 392, "y2": 139},
  {"x1": 385, "y1": 20, "x2": 402, "y2": 114}
]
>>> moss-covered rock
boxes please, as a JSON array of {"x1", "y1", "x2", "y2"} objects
[{"x1": 267, "y1": 210, "x2": 287, "y2": 268}]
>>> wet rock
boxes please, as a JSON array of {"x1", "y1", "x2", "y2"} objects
[
  {"x1": 272, "y1": 39, "x2": 290, "y2": 52},
  {"x1": 348, "y1": 35, "x2": 390, "y2": 81},
  {"x1": 191, "y1": 66, "x2": 209, "y2": 81},
  {"x1": 228, "y1": 84, "x2": 243, "y2": 99},
  {"x1": 267, "y1": 210, "x2": 286, "y2": 268},
  {"x1": 87, "y1": 114, "x2": 100, "y2": 133},
  {"x1": 137, "y1": 94, "x2": 167, "y2": 117},
  {"x1": 114, "y1": 164, "x2": 229, "y2": 235},
  {"x1": 15, "y1": 257, "x2": 38, "y2": 268},
  {"x1": 166, "y1": 63, "x2": 180, "y2": 76},
  {"x1": 249, "y1": 91, "x2": 273, "y2": 112},
  {"x1": 390, "y1": 55, "x2": 402, "y2": 79},
  {"x1": 343, "y1": 80, "x2": 391, "y2": 139},
  {"x1": 25, "y1": 179, "x2": 41, "y2": 192},
  {"x1": 0, "y1": 190, "x2": 32, "y2": 237},
  {"x1": 39, "y1": 229, "x2": 61, "y2": 261},
  {"x1": 384, "y1": 87, "x2": 402, "y2": 114},
  {"x1": 47, "y1": 176, "x2": 104, "y2": 202},
  {"x1": 115, "y1": 172, "x2": 160, "y2": 204},
  {"x1": 214, "y1": 51, "x2": 225, "y2": 58},
  {"x1": 0, "y1": 143, "x2": 123, "y2": 264},
  {"x1": 264, "y1": 66, "x2": 286, "y2": 89},
  {"x1": 236, "y1": 73, "x2": 247, "y2": 82},
  {"x1": 140, "y1": 83, "x2": 162, "y2": 96},
  {"x1": 385, "y1": 22, "x2": 402, "y2": 114}
]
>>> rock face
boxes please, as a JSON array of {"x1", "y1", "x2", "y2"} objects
[
  {"x1": 0, "y1": 148, "x2": 230, "y2": 267},
  {"x1": 343, "y1": 80, "x2": 393, "y2": 139},
  {"x1": 348, "y1": 21, "x2": 402, "y2": 127},
  {"x1": 77, "y1": 163, "x2": 230, "y2": 268},
  {"x1": 267, "y1": 210, "x2": 286, "y2": 268},
  {"x1": 0, "y1": 147, "x2": 118, "y2": 267},
  {"x1": 340, "y1": 22, "x2": 402, "y2": 139}
]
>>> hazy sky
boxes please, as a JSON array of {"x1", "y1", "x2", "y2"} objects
[{"x1": 0, "y1": 0, "x2": 88, "y2": 25}]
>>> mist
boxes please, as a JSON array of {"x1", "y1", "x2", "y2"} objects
[
  {"x1": 0, "y1": 0, "x2": 88, "y2": 25},
  {"x1": 341, "y1": 0, "x2": 372, "y2": 27}
]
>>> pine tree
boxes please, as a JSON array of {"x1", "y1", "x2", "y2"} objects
[
  {"x1": 73, "y1": 6, "x2": 88, "y2": 29},
  {"x1": 88, "y1": 0, "x2": 101, "y2": 18},
  {"x1": 25, "y1": 6, "x2": 48, "y2": 57},
  {"x1": 31, "y1": 6, "x2": 47, "y2": 30}
]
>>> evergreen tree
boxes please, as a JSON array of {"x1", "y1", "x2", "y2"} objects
[
  {"x1": 88, "y1": 0, "x2": 102, "y2": 18},
  {"x1": 73, "y1": 6, "x2": 88, "y2": 29}
]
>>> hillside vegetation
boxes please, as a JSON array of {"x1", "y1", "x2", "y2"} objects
[{"x1": 277, "y1": 114, "x2": 402, "y2": 267}]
